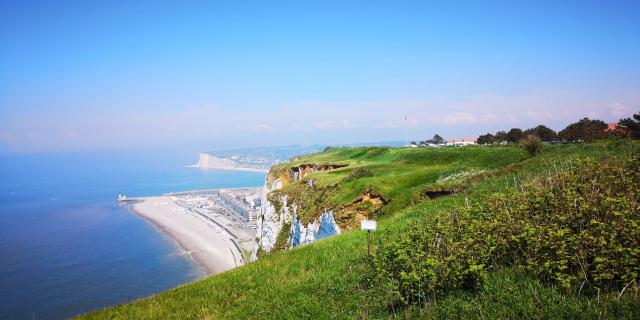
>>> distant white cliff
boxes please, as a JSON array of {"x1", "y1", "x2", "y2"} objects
[
  {"x1": 190, "y1": 153, "x2": 269, "y2": 172},
  {"x1": 191, "y1": 145, "x2": 326, "y2": 173},
  {"x1": 193, "y1": 153, "x2": 239, "y2": 169}
]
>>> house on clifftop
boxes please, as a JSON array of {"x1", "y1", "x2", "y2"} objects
[
  {"x1": 445, "y1": 137, "x2": 478, "y2": 147},
  {"x1": 604, "y1": 123, "x2": 628, "y2": 136}
]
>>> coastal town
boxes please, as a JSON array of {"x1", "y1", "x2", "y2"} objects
[
  {"x1": 121, "y1": 188, "x2": 262, "y2": 274},
  {"x1": 169, "y1": 188, "x2": 261, "y2": 229}
]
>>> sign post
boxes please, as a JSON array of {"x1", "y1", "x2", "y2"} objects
[{"x1": 360, "y1": 220, "x2": 377, "y2": 256}]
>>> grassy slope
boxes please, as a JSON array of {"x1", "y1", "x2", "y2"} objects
[
  {"x1": 268, "y1": 145, "x2": 528, "y2": 226},
  {"x1": 81, "y1": 142, "x2": 639, "y2": 319}
]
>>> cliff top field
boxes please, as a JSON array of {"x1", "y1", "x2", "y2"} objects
[
  {"x1": 82, "y1": 141, "x2": 640, "y2": 319},
  {"x1": 264, "y1": 145, "x2": 529, "y2": 230}
]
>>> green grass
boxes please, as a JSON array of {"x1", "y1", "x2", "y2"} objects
[
  {"x1": 80, "y1": 141, "x2": 640, "y2": 319},
  {"x1": 268, "y1": 145, "x2": 529, "y2": 226},
  {"x1": 400, "y1": 269, "x2": 640, "y2": 319}
]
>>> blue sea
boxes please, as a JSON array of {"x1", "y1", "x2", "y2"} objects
[{"x1": 0, "y1": 152, "x2": 266, "y2": 320}]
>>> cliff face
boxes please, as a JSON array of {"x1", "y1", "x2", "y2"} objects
[
  {"x1": 251, "y1": 164, "x2": 345, "y2": 260},
  {"x1": 195, "y1": 153, "x2": 239, "y2": 170},
  {"x1": 252, "y1": 177, "x2": 290, "y2": 257},
  {"x1": 290, "y1": 210, "x2": 341, "y2": 247}
]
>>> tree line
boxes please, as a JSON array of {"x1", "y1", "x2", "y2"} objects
[
  {"x1": 477, "y1": 111, "x2": 640, "y2": 145},
  {"x1": 411, "y1": 110, "x2": 640, "y2": 147}
]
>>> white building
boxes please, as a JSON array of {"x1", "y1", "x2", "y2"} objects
[{"x1": 445, "y1": 137, "x2": 478, "y2": 147}]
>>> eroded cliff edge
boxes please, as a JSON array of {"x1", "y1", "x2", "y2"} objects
[{"x1": 251, "y1": 162, "x2": 387, "y2": 260}]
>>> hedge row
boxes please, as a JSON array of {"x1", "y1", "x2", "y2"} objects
[{"x1": 371, "y1": 154, "x2": 640, "y2": 306}]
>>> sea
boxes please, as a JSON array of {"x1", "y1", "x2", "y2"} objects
[{"x1": 0, "y1": 152, "x2": 266, "y2": 320}]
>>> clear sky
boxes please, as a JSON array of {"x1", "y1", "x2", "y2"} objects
[{"x1": 1, "y1": 0, "x2": 639, "y2": 153}]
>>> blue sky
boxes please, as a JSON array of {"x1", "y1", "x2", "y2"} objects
[{"x1": 1, "y1": 0, "x2": 639, "y2": 153}]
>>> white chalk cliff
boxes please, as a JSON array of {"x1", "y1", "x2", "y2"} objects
[
  {"x1": 251, "y1": 167, "x2": 342, "y2": 261},
  {"x1": 194, "y1": 153, "x2": 240, "y2": 170}
]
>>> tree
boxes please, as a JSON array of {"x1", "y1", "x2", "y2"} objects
[
  {"x1": 432, "y1": 134, "x2": 444, "y2": 145},
  {"x1": 619, "y1": 111, "x2": 640, "y2": 139},
  {"x1": 477, "y1": 133, "x2": 495, "y2": 145},
  {"x1": 506, "y1": 128, "x2": 524, "y2": 143},
  {"x1": 425, "y1": 134, "x2": 444, "y2": 145},
  {"x1": 524, "y1": 125, "x2": 558, "y2": 142},
  {"x1": 558, "y1": 118, "x2": 607, "y2": 142},
  {"x1": 494, "y1": 131, "x2": 508, "y2": 143}
]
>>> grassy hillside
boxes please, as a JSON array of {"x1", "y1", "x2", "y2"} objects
[
  {"x1": 81, "y1": 141, "x2": 639, "y2": 319},
  {"x1": 264, "y1": 145, "x2": 528, "y2": 231}
]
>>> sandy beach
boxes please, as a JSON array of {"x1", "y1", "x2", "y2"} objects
[{"x1": 129, "y1": 196, "x2": 241, "y2": 275}]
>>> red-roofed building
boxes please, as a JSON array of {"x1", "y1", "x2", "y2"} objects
[{"x1": 604, "y1": 123, "x2": 627, "y2": 136}]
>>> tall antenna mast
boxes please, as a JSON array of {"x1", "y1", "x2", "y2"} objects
[{"x1": 404, "y1": 116, "x2": 408, "y2": 147}]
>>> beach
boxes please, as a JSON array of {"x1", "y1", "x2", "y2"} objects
[{"x1": 129, "y1": 196, "x2": 244, "y2": 275}]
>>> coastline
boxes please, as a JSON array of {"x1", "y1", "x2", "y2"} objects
[
  {"x1": 185, "y1": 165, "x2": 269, "y2": 173},
  {"x1": 127, "y1": 196, "x2": 241, "y2": 275}
]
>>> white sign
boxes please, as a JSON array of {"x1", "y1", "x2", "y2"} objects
[{"x1": 360, "y1": 219, "x2": 377, "y2": 231}]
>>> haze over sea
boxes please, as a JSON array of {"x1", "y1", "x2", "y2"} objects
[{"x1": 0, "y1": 152, "x2": 265, "y2": 320}]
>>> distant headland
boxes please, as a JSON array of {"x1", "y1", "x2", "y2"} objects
[{"x1": 188, "y1": 145, "x2": 325, "y2": 172}]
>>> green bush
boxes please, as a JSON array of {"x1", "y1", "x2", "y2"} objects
[
  {"x1": 344, "y1": 167, "x2": 373, "y2": 182},
  {"x1": 521, "y1": 134, "x2": 544, "y2": 156},
  {"x1": 372, "y1": 154, "x2": 640, "y2": 307},
  {"x1": 494, "y1": 155, "x2": 640, "y2": 294},
  {"x1": 273, "y1": 221, "x2": 291, "y2": 252},
  {"x1": 370, "y1": 219, "x2": 488, "y2": 307}
]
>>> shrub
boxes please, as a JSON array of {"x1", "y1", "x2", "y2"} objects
[
  {"x1": 344, "y1": 167, "x2": 373, "y2": 182},
  {"x1": 272, "y1": 221, "x2": 291, "y2": 252},
  {"x1": 521, "y1": 134, "x2": 543, "y2": 156},
  {"x1": 365, "y1": 147, "x2": 390, "y2": 157},
  {"x1": 372, "y1": 154, "x2": 640, "y2": 307},
  {"x1": 371, "y1": 218, "x2": 488, "y2": 307},
  {"x1": 493, "y1": 156, "x2": 640, "y2": 294}
]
